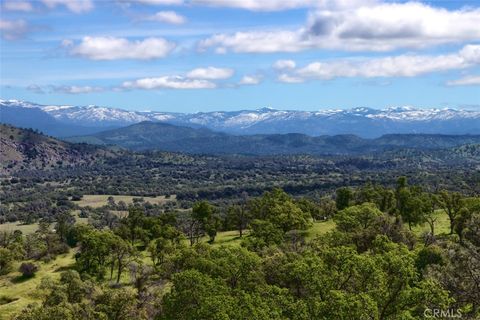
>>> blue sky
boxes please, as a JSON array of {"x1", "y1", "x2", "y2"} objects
[{"x1": 1, "y1": 0, "x2": 479, "y2": 112}]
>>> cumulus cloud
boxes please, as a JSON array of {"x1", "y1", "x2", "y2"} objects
[
  {"x1": 199, "y1": 1, "x2": 480, "y2": 53},
  {"x1": 145, "y1": 11, "x2": 186, "y2": 24},
  {"x1": 3, "y1": 1, "x2": 33, "y2": 12},
  {"x1": 273, "y1": 59, "x2": 296, "y2": 70},
  {"x1": 122, "y1": 76, "x2": 216, "y2": 89},
  {"x1": 277, "y1": 74, "x2": 304, "y2": 83},
  {"x1": 41, "y1": 0, "x2": 93, "y2": 13},
  {"x1": 0, "y1": 19, "x2": 30, "y2": 40},
  {"x1": 186, "y1": 67, "x2": 234, "y2": 79},
  {"x1": 446, "y1": 75, "x2": 480, "y2": 86},
  {"x1": 66, "y1": 36, "x2": 176, "y2": 60},
  {"x1": 239, "y1": 75, "x2": 262, "y2": 85},
  {"x1": 198, "y1": 30, "x2": 309, "y2": 53},
  {"x1": 277, "y1": 44, "x2": 480, "y2": 82}
]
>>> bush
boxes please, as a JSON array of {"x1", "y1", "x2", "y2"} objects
[{"x1": 19, "y1": 262, "x2": 39, "y2": 277}]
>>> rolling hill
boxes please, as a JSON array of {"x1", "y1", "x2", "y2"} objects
[
  {"x1": 66, "y1": 121, "x2": 480, "y2": 155},
  {"x1": 0, "y1": 124, "x2": 122, "y2": 174}
]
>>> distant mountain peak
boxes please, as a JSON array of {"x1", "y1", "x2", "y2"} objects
[{"x1": 1, "y1": 99, "x2": 479, "y2": 138}]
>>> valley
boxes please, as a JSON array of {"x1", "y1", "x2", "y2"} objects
[{"x1": 0, "y1": 124, "x2": 479, "y2": 319}]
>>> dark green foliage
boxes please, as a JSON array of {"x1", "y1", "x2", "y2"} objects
[
  {"x1": 19, "y1": 262, "x2": 38, "y2": 277},
  {"x1": 335, "y1": 187, "x2": 352, "y2": 210}
]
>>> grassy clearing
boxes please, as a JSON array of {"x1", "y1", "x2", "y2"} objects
[
  {"x1": 0, "y1": 222, "x2": 40, "y2": 235},
  {"x1": 306, "y1": 220, "x2": 336, "y2": 240},
  {"x1": 412, "y1": 210, "x2": 450, "y2": 236},
  {"x1": 0, "y1": 251, "x2": 75, "y2": 319},
  {"x1": 202, "y1": 220, "x2": 336, "y2": 248},
  {"x1": 74, "y1": 194, "x2": 176, "y2": 208},
  {"x1": 0, "y1": 211, "x2": 90, "y2": 235}
]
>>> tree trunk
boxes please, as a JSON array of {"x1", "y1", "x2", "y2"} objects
[{"x1": 117, "y1": 261, "x2": 122, "y2": 283}]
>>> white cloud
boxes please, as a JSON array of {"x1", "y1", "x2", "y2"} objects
[
  {"x1": 68, "y1": 36, "x2": 176, "y2": 60},
  {"x1": 277, "y1": 74, "x2": 304, "y2": 83},
  {"x1": 277, "y1": 44, "x2": 480, "y2": 82},
  {"x1": 0, "y1": 19, "x2": 29, "y2": 40},
  {"x1": 53, "y1": 85, "x2": 104, "y2": 94},
  {"x1": 3, "y1": 1, "x2": 33, "y2": 12},
  {"x1": 186, "y1": 67, "x2": 234, "y2": 79},
  {"x1": 122, "y1": 76, "x2": 216, "y2": 89},
  {"x1": 41, "y1": 0, "x2": 94, "y2": 13},
  {"x1": 129, "y1": 0, "x2": 184, "y2": 5},
  {"x1": 198, "y1": 30, "x2": 309, "y2": 53},
  {"x1": 446, "y1": 75, "x2": 480, "y2": 86},
  {"x1": 191, "y1": 0, "x2": 316, "y2": 11},
  {"x1": 239, "y1": 75, "x2": 262, "y2": 85},
  {"x1": 273, "y1": 59, "x2": 296, "y2": 70},
  {"x1": 146, "y1": 11, "x2": 186, "y2": 24},
  {"x1": 199, "y1": 2, "x2": 480, "y2": 53}
]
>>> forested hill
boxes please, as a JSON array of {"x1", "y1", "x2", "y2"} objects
[
  {"x1": 67, "y1": 121, "x2": 480, "y2": 155},
  {"x1": 0, "y1": 124, "x2": 122, "y2": 174}
]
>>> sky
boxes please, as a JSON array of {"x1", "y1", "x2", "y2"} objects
[{"x1": 0, "y1": 0, "x2": 479, "y2": 113}]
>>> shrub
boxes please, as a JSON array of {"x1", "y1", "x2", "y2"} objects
[{"x1": 19, "y1": 262, "x2": 39, "y2": 277}]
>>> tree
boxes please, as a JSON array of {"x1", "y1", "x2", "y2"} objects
[
  {"x1": 110, "y1": 236, "x2": 136, "y2": 283},
  {"x1": 118, "y1": 207, "x2": 147, "y2": 245},
  {"x1": 94, "y1": 287, "x2": 139, "y2": 320},
  {"x1": 55, "y1": 212, "x2": 75, "y2": 244},
  {"x1": 227, "y1": 204, "x2": 250, "y2": 238},
  {"x1": 334, "y1": 203, "x2": 383, "y2": 232},
  {"x1": 335, "y1": 187, "x2": 352, "y2": 211},
  {"x1": 249, "y1": 189, "x2": 311, "y2": 233},
  {"x1": 437, "y1": 190, "x2": 463, "y2": 235},
  {"x1": 75, "y1": 227, "x2": 117, "y2": 279},
  {"x1": 317, "y1": 197, "x2": 337, "y2": 220},
  {"x1": 161, "y1": 270, "x2": 234, "y2": 320},
  {"x1": 186, "y1": 201, "x2": 218, "y2": 245},
  {"x1": 147, "y1": 237, "x2": 171, "y2": 268},
  {"x1": 19, "y1": 262, "x2": 39, "y2": 277},
  {"x1": 0, "y1": 248, "x2": 13, "y2": 275},
  {"x1": 242, "y1": 219, "x2": 284, "y2": 250}
]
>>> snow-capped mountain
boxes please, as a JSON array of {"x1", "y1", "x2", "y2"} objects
[{"x1": 1, "y1": 99, "x2": 479, "y2": 138}]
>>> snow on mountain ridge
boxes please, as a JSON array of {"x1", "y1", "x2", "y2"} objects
[{"x1": 2, "y1": 99, "x2": 479, "y2": 128}]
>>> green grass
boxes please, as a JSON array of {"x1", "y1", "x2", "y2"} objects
[
  {"x1": 74, "y1": 194, "x2": 176, "y2": 208},
  {"x1": 0, "y1": 211, "x2": 92, "y2": 235},
  {"x1": 0, "y1": 222, "x2": 41, "y2": 235},
  {"x1": 412, "y1": 209, "x2": 451, "y2": 236},
  {"x1": 202, "y1": 220, "x2": 336, "y2": 248},
  {"x1": 306, "y1": 220, "x2": 336, "y2": 240},
  {"x1": 0, "y1": 251, "x2": 75, "y2": 319}
]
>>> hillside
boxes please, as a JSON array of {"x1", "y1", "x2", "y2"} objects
[
  {"x1": 66, "y1": 121, "x2": 480, "y2": 155},
  {"x1": 0, "y1": 124, "x2": 122, "y2": 174}
]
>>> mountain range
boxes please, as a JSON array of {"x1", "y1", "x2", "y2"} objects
[
  {"x1": 67, "y1": 121, "x2": 480, "y2": 155},
  {"x1": 1, "y1": 99, "x2": 479, "y2": 138},
  {"x1": 2, "y1": 123, "x2": 479, "y2": 175}
]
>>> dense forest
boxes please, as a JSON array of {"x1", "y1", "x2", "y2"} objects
[{"x1": 0, "y1": 126, "x2": 479, "y2": 319}]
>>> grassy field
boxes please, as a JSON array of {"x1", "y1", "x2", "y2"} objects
[
  {"x1": 306, "y1": 219, "x2": 336, "y2": 240},
  {"x1": 0, "y1": 222, "x2": 42, "y2": 235},
  {"x1": 0, "y1": 252, "x2": 75, "y2": 320},
  {"x1": 205, "y1": 220, "x2": 335, "y2": 247},
  {"x1": 412, "y1": 210, "x2": 451, "y2": 236},
  {"x1": 74, "y1": 194, "x2": 175, "y2": 208}
]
